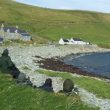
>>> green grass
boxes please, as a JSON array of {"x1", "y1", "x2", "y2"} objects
[
  {"x1": 0, "y1": 71, "x2": 99, "y2": 110},
  {"x1": 1, "y1": 0, "x2": 110, "y2": 47},
  {"x1": 22, "y1": 66, "x2": 31, "y2": 71},
  {"x1": 37, "y1": 69, "x2": 110, "y2": 99}
]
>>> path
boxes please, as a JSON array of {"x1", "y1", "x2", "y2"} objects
[{"x1": 25, "y1": 71, "x2": 110, "y2": 110}]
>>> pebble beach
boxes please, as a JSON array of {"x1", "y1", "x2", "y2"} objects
[
  {"x1": 0, "y1": 44, "x2": 109, "y2": 72},
  {"x1": 0, "y1": 44, "x2": 110, "y2": 110}
]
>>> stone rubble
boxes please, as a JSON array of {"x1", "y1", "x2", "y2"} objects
[
  {"x1": 79, "y1": 88, "x2": 110, "y2": 110},
  {"x1": 28, "y1": 71, "x2": 110, "y2": 110},
  {"x1": 29, "y1": 72, "x2": 110, "y2": 110},
  {"x1": 26, "y1": 71, "x2": 63, "y2": 93},
  {"x1": 0, "y1": 44, "x2": 110, "y2": 110},
  {"x1": 0, "y1": 44, "x2": 109, "y2": 72}
]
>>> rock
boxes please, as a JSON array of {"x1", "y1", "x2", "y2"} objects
[
  {"x1": 17, "y1": 72, "x2": 26, "y2": 83},
  {"x1": 10, "y1": 64, "x2": 20, "y2": 79},
  {"x1": 26, "y1": 77, "x2": 33, "y2": 86},
  {"x1": 73, "y1": 87, "x2": 79, "y2": 94},
  {"x1": 17, "y1": 73, "x2": 33, "y2": 86},
  {"x1": 63, "y1": 79, "x2": 74, "y2": 93},
  {"x1": 39, "y1": 78, "x2": 53, "y2": 92},
  {"x1": 0, "y1": 49, "x2": 20, "y2": 78}
]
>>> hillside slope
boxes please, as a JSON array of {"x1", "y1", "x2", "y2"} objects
[
  {"x1": 1, "y1": 0, "x2": 110, "y2": 47},
  {"x1": 0, "y1": 72, "x2": 99, "y2": 110}
]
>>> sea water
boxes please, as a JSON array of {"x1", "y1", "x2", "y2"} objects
[{"x1": 63, "y1": 52, "x2": 110, "y2": 78}]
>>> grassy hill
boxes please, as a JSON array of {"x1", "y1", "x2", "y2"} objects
[
  {"x1": 0, "y1": 72, "x2": 99, "y2": 110},
  {"x1": 1, "y1": 0, "x2": 110, "y2": 47}
]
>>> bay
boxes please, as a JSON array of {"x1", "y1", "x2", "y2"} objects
[{"x1": 63, "y1": 52, "x2": 110, "y2": 78}]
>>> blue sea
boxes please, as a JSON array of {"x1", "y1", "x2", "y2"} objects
[{"x1": 63, "y1": 52, "x2": 110, "y2": 78}]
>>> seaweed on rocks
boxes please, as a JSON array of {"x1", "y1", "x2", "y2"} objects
[{"x1": 35, "y1": 56, "x2": 110, "y2": 80}]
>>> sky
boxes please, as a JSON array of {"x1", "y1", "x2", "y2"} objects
[{"x1": 15, "y1": 0, "x2": 110, "y2": 13}]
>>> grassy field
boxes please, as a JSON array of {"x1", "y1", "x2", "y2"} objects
[
  {"x1": 1, "y1": 0, "x2": 110, "y2": 47},
  {"x1": 0, "y1": 71, "x2": 99, "y2": 110},
  {"x1": 37, "y1": 70, "x2": 110, "y2": 99}
]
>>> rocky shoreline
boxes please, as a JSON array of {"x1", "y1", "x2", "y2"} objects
[
  {"x1": 35, "y1": 56, "x2": 110, "y2": 80},
  {"x1": 0, "y1": 45, "x2": 110, "y2": 77},
  {"x1": 0, "y1": 44, "x2": 110, "y2": 110}
]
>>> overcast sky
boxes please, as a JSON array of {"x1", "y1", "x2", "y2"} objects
[{"x1": 15, "y1": 0, "x2": 110, "y2": 13}]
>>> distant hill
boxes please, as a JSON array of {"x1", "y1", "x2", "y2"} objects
[{"x1": 1, "y1": 0, "x2": 110, "y2": 47}]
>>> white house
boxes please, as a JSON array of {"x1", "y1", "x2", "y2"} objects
[
  {"x1": 69, "y1": 38, "x2": 89, "y2": 45},
  {"x1": 59, "y1": 38, "x2": 89, "y2": 45},
  {"x1": 59, "y1": 38, "x2": 69, "y2": 45}
]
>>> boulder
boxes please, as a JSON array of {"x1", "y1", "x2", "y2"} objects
[
  {"x1": 63, "y1": 79, "x2": 74, "y2": 93},
  {"x1": 39, "y1": 78, "x2": 53, "y2": 92},
  {"x1": 0, "y1": 49, "x2": 20, "y2": 78},
  {"x1": 17, "y1": 73, "x2": 33, "y2": 86},
  {"x1": 17, "y1": 73, "x2": 26, "y2": 83}
]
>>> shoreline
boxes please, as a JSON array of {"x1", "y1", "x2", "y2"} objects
[
  {"x1": 0, "y1": 44, "x2": 110, "y2": 79},
  {"x1": 36, "y1": 56, "x2": 110, "y2": 80}
]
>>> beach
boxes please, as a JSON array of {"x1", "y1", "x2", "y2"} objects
[{"x1": 0, "y1": 44, "x2": 110, "y2": 74}]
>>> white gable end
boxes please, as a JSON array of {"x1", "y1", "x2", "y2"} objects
[{"x1": 59, "y1": 38, "x2": 65, "y2": 45}]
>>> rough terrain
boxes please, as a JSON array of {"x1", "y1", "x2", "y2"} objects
[
  {"x1": 28, "y1": 71, "x2": 110, "y2": 110},
  {"x1": 0, "y1": 44, "x2": 110, "y2": 110},
  {"x1": 0, "y1": 44, "x2": 109, "y2": 72}
]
